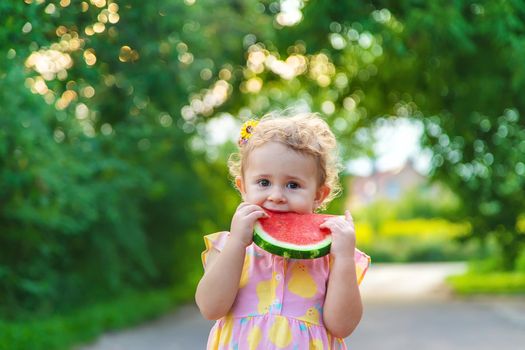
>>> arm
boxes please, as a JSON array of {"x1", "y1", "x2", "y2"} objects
[
  {"x1": 323, "y1": 254, "x2": 363, "y2": 338},
  {"x1": 195, "y1": 237, "x2": 248, "y2": 320},
  {"x1": 320, "y1": 211, "x2": 363, "y2": 338},
  {"x1": 195, "y1": 203, "x2": 267, "y2": 320}
]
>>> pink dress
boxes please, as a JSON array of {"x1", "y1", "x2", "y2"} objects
[{"x1": 201, "y1": 232, "x2": 370, "y2": 350}]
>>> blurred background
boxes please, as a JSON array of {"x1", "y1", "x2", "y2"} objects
[{"x1": 1, "y1": 0, "x2": 525, "y2": 349}]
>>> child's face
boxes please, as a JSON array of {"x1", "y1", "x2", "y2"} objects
[{"x1": 236, "y1": 142, "x2": 330, "y2": 214}]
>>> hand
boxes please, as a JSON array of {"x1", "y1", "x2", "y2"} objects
[
  {"x1": 230, "y1": 202, "x2": 269, "y2": 247},
  {"x1": 320, "y1": 210, "x2": 356, "y2": 259}
]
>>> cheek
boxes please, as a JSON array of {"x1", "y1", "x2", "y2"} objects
[
  {"x1": 244, "y1": 185, "x2": 262, "y2": 200},
  {"x1": 291, "y1": 191, "x2": 312, "y2": 203}
]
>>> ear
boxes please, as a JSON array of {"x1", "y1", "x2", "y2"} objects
[
  {"x1": 235, "y1": 176, "x2": 246, "y2": 199},
  {"x1": 314, "y1": 185, "x2": 331, "y2": 208}
]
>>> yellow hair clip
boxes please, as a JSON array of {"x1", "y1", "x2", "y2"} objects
[{"x1": 238, "y1": 120, "x2": 258, "y2": 146}]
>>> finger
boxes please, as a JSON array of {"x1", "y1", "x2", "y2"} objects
[
  {"x1": 253, "y1": 204, "x2": 269, "y2": 215},
  {"x1": 319, "y1": 221, "x2": 335, "y2": 230},
  {"x1": 247, "y1": 210, "x2": 269, "y2": 221},
  {"x1": 324, "y1": 216, "x2": 344, "y2": 224},
  {"x1": 237, "y1": 202, "x2": 251, "y2": 210},
  {"x1": 319, "y1": 219, "x2": 331, "y2": 228},
  {"x1": 238, "y1": 203, "x2": 260, "y2": 212},
  {"x1": 345, "y1": 210, "x2": 353, "y2": 222},
  {"x1": 242, "y1": 204, "x2": 269, "y2": 217},
  {"x1": 321, "y1": 218, "x2": 351, "y2": 232}
]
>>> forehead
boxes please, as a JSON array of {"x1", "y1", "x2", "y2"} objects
[{"x1": 245, "y1": 142, "x2": 318, "y2": 178}]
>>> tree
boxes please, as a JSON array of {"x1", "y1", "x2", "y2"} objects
[
  {"x1": 367, "y1": 0, "x2": 525, "y2": 269},
  {"x1": 3, "y1": 0, "x2": 525, "y2": 321},
  {"x1": 205, "y1": 0, "x2": 525, "y2": 269},
  {"x1": 0, "y1": 0, "x2": 263, "y2": 317}
]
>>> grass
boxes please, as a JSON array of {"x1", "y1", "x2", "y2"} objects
[
  {"x1": 353, "y1": 218, "x2": 482, "y2": 263},
  {"x1": 0, "y1": 285, "x2": 195, "y2": 350},
  {"x1": 446, "y1": 272, "x2": 525, "y2": 295}
]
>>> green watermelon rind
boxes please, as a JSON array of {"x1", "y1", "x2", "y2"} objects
[{"x1": 253, "y1": 222, "x2": 332, "y2": 259}]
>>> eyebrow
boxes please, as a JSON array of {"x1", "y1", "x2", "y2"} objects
[
  {"x1": 286, "y1": 176, "x2": 306, "y2": 182},
  {"x1": 253, "y1": 174, "x2": 306, "y2": 182}
]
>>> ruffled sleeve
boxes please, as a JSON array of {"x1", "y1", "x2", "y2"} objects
[
  {"x1": 354, "y1": 248, "x2": 371, "y2": 285},
  {"x1": 201, "y1": 231, "x2": 230, "y2": 268}
]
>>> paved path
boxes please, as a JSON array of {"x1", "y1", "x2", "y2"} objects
[
  {"x1": 351, "y1": 299, "x2": 525, "y2": 350},
  {"x1": 78, "y1": 263, "x2": 525, "y2": 350}
]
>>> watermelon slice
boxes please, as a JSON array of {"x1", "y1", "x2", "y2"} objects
[{"x1": 253, "y1": 210, "x2": 334, "y2": 259}]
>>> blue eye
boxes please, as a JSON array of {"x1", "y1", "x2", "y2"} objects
[
  {"x1": 258, "y1": 179, "x2": 270, "y2": 187},
  {"x1": 287, "y1": 182, "x2": 299, "y2": 189}
]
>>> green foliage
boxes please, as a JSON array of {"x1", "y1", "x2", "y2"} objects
[
  {"x1": 390, "y1": 1, "x2": 525, "y2": 268},
  {"x1": 323, "y1": 174, "x2": 350, "y2": 215},
  {"x1": 362, "y1": 236, "x2": 484, "y2": 263},
  {"x1": 0, "y1": 286, "x2": 192, "y2": 350},
  {"x1": 447, "y1": 249, "x2": 525, "y2": 295},
  {"x1": 1, "y1": 0, "x2": 252, "y2": 320},
  {"x1": 447, "y1": 272, "x2": 525, "y2": 295},
  {"x1": 394, "y1": 186, "x2": 461, "y2": 221},
  {"x1": 517, "y1": 249, "x2": 525, "y2": 273},
  {"x1": 354, "y1": 184, "x2": 461, "y2": 228},
  {"x1": 229, "y1": 0, "x2": 525, "y2": 269},
  {"x1": 3, "y1": 0, "x2": 525, "y2": 337},
  {"x1": 352, "y1": 183, "x2": 479, "y2": 262},
  {"x1": 0, "y1": 63, "x2": 153, "y2": 318}
]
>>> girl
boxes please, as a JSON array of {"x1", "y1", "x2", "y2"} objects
[{"x1": 195, "y1": 113, "x2": 370, "y2": 349}]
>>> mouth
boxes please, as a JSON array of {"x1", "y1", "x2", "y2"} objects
[{"x1": 262, "y1": 207, "x2": 292, "y2": 214}]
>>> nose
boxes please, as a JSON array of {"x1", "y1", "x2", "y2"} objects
[{"x1": 268, "y1": 187, "x2": 286, "y2": 203}]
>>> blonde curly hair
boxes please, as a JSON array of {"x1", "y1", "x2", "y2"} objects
[{"x1": 228, "y1": 112, "x2": 343, "y2": 210}]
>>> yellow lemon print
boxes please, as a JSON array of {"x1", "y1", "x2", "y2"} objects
[
  {"x1": 220, "y1": 314, "x2": 234, "y2": 346},
  {"x1": 268, "y1": 316, "x2": 292, "y2": 348},
  {"x1": 256, "y1": 272, "x2": 277, "y2": 314},
  {"x1": 239, "y1": 253, "x2": 251, "y2": 288},
  {"x1": 207, "y1": 326, "x2": 220, "y2": 350},
  {"x1": 356, "y1": 265, "x2": 364, "y2": 285},
  {"x1": 247, "y1": 325, "x2": 262, "y2": 350},
  {"x1": 288, "y1": 263, "x2": 317, "y2": 298},
  {"x1": 297, "y1": 306, "x2": 320, "y2": 325},
  {"x1": 309, "y1": 338, "x2": 324, "y2": 350}
]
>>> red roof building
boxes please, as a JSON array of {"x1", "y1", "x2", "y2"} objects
[{"x1": 346, "y1": 160, "x2": 426, "y2": 209}]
